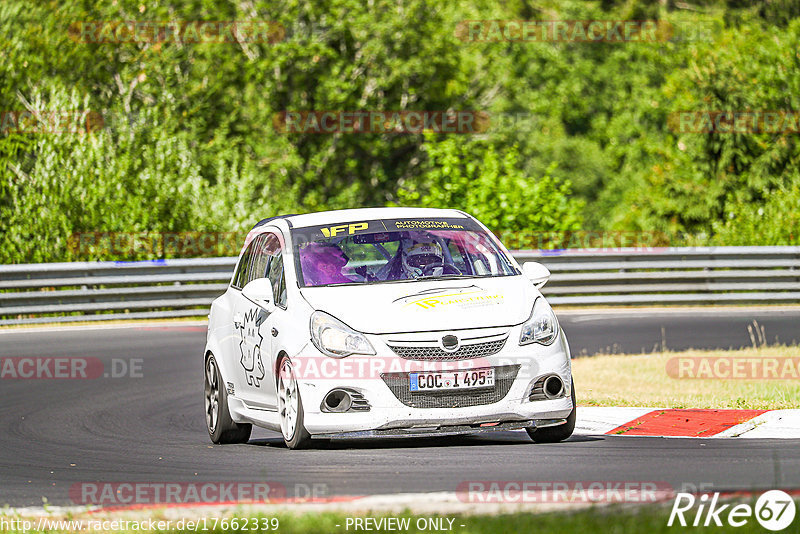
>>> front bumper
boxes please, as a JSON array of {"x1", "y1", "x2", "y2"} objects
[{"x1": 292, "y1": 327, "x2": 574, "y2": 436}]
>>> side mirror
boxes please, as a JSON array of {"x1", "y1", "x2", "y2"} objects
[
  {"x1": 242, "y1": 278, "x2": 276, "y2": 311},
  {"x1": 522, "y1": 262, "x2": 551, "y2": 289}
]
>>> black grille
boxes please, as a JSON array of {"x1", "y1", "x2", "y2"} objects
[
  {"x1": 349, "y1": 390, "x2": 371, "y2": 412},
  {"x1": 388, "y1": 337, "x2": 507, "y2": 361},
  {"x1": 380, "y1": 365, "x2": 520, "y2": 408}
]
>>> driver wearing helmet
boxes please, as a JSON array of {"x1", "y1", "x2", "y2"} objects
[{"x1": 401, "y1": 240, "x2": 444, "y2": 278}]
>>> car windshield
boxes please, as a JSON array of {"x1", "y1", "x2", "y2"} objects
[{"x1": 291, "y1": 217, "x2": 519, "y2": 287}]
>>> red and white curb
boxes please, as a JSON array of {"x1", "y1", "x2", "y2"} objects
[{"x1": 576, "y1": 408, "x2": 800, "y2": 438}]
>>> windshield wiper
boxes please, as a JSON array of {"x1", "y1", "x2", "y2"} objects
[{"x1": 413, "y1": 274, "x2": 474, "y2": 281}]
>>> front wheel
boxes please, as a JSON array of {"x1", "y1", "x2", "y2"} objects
[
  {"x1": 278, "y1": 357, "x2": 312, "y2": 449},
  {"x1": 527, "y1": 378, "x2": 576, "y2": 444},
  {"x1": 205, "y1": 354, "x2": 252, "y2": 444}
]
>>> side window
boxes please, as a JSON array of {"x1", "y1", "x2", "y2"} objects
[
  {"x1": 232, "y1": 240, "x2": 255, "y2": 289},
  {"x1": 265, "y1": 235, "x2": 287, "y2": 308},
  {"x1": 277, "y1": 268, "x2": 287, "y2": 307},
  {"x1": 232, "y1": 234, "x2": 271, "y2": 289},
  {"x1": 247, "y1": 235, "x2": 270, "y2": 285},
  {"x1": 233, "y1": 231, "x2": 287, "y2": 306},
  {"x1": 268, "y1": 253, "x2": 287, "y2": 308}
]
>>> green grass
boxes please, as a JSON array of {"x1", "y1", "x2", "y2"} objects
[{"x1": 572, "y1": 346, "x2": 800, "y2": 409}]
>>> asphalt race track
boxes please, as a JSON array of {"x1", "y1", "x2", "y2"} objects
[
  {"x1": 1, "y1": 309, "x2": 799, "y2": 507},
  {"x1": 558, "y1": 307, "x2": 800, "y2": 356}
]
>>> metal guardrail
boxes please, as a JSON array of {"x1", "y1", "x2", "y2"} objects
[
  {"x1": 518, "y1": 246, "x2": 800, "y2": 306},
  {"x1": 1, "y1": 247, "x2": 798, "y2": 325}
]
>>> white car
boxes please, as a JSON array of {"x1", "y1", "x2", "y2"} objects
[{"x1": 204, "y1": 207, "x2": 575, "y2": 449}]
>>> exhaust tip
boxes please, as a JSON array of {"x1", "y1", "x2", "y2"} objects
[
  {"x1": 323, "y1": 389, "x2": 353, "y2": 413},
  {"x1": 543, "y1": 375, "x2": 564, "y2": 399}
]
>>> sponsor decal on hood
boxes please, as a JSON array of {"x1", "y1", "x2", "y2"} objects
[{"x1": 394, "y1": 286, "x2": 504, "y2": 311}]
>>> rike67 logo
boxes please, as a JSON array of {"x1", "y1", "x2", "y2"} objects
[{"x1": 668, "y1": 490, "x2": 796, "y2": 531}]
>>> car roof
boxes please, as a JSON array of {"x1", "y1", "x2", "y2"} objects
[
  {"x1": 252, "y1": 214, "x2": 299, "y2": 229},
  {"x1": 275, "y1": 207, "x2": 469, "y2": 229}
]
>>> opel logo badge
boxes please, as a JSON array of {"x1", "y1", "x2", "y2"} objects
[{"x1": 441, "y1": 334, "x2": 459, "y2": 352}]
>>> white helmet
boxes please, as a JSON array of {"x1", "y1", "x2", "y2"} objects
[{"x1": 402, "y1": 241, "x2": 444, "y2": 276}]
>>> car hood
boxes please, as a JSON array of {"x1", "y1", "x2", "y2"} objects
[{"x1": 299, "y1": 276, "x2": 535, "y2": 334}]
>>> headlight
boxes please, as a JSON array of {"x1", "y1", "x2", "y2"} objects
[
  {"x1": 519, "y1": 297, "x2": 558, "y2": 346},
  {"x1": 310, "y1": 311, "x2": 376, "y2": 358}
]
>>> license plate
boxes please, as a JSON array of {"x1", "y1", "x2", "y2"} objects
[{"x1": 409, "y1": 369, "x2": 495, "y2": 392}]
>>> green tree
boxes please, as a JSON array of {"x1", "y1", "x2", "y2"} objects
[{"x1": 396, "y1": 135, "x2": 584, "y2": 241}]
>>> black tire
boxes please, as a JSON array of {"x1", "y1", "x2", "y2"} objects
[
  {"x1": 278, "y1": 356, "x2": 312, "y2": 450},
  {"x1": 205, "y1": 354, "x2": 252, "y2": 444},
  {"x1": 527, "y1": 378, "x2": 576, "y2": 443}
]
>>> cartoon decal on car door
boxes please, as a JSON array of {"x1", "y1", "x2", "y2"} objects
[{"x1": 238, "y1": 307, "x2": 266, "y2": 387}]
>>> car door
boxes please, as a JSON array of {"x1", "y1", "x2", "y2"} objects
[
  {"x1": 259, "y1": 236, "x2": 290, "y2": 410},
  {"x1": 218, "y1": 236, "x2": 257, "y2": 398},
  {"x1": 231, "y1": 232, "x2": 284, "y2": 410},
  {"x1": 227, "y1": 233, "x2": 270, "y2": 408}
]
